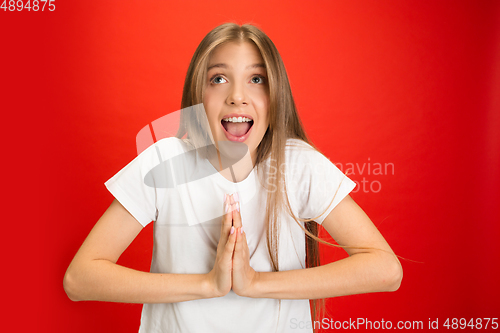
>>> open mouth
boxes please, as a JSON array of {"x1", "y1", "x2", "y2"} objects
[{"x1": 221, "y1": 116, "x2": 254, "y2": 138}]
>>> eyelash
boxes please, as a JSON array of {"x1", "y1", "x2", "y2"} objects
[{"x1": 209, "y1": 74, "x2": 266, "y2": 85}]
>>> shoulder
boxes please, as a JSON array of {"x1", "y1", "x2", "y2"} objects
[
  {"x1": 285, "y1": 138, "x2": 314, "y2": 150},
  {"x1": 282, "y1": 139, "x2": 349, "y2": 191},
  {"x1": 155, "y1": 137, "x2": 191, "y2": 152},
  {"x1": 145, "y1": 137, "x2": 193, "y2": 159},
  {"x1": 284, "y1": 138, "x2": 316, "y2": 159},
  {"x1": 120, "y1": 137, "x2": 192, "y2": 173},
  {"x1": 284, "y1": 138, "x2": 332, "y2": 168}
]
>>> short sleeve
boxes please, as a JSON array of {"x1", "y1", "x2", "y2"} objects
[
  {"x1": 104, "y1": 140, "x2": 169, "y2": 227},
  {"x1": 286, "y1": 140, "x2": 357, "y2": 224}
]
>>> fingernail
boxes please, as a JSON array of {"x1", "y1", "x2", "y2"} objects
[
  {"x1": 224, "y1": 193, "x2": 227, "y2": 203},
  {"x1": 225, "y1": 203, "x2": 229, "y2": 213},
  {"x1": 236, "y1": 202, "x2": 240, "y2": 212},
  {"x1": 233, "y1": 192, "x2": 239, "y2": 203},
  {"x1": 240, "y1": 227, "x2": 244, "y2": 234},
  {"x1": 230, "y1": 226, "x2": 235, "y2": 235}
]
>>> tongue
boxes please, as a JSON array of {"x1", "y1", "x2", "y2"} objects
[{"x1": 224, "y1": 122, "x2": 251, "y2": 137}]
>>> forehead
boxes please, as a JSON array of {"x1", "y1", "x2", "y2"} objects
[{"x1": 208, "y1": 42, "x2": 266, "y2": 70}]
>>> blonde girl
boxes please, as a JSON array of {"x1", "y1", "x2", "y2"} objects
[{"x1": 64, "y1": 23, "x2": 402, "y2": 333}]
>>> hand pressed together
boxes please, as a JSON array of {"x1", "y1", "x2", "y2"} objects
[{"x1": 206, "y1": 193, "x2": 259, "y2": 298}]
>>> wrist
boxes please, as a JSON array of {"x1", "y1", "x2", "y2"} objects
[
  {"x1": 250, "y1": 271, "x2": 272, "y2": 298},
  {"x1": 202, "y1": 273, "x2": 224, "y2": 299},
  {"x1": 243, "y1": 271, "x2": 262, "y2": 298}
]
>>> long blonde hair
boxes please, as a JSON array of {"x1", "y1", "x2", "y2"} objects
[{"x1": 176, "y1": 22, "x2": 332, "y2": 326}]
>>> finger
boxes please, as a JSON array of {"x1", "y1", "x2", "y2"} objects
[
  {"x1": 229, "y1": 193, "x2": 242, "y2": 229},
  {"x1": 221, "y1": 193, "x2": 228, "y2": 228},
  {"x1": 223, "y1": 226, "x2": 237, "y2": 260},
  {"x1": 233, "y1": 229, "x2": 242, "y2": 266},
  {"x1": 218, "y1": 194, "x2": 232, "y2": 250},
  {"x1": 235, "y1": 228, "x2": 247, "y2": 250},
  {"x1": 232, "y1": 202, "x2": 242, "y2": 229},
  {"x1": 229, "y1": 193, "x2": 236, "y2": 205},
  {"x1": 234, "y1": 228, "x2": 249, "y2": 266},
  {"x1": 240, "y1": 227, "x2": 249, "y2": 257},
  {"x1": 228, "y1": 194, "x2": 237, "y2": 213},
  {"x1": 223, "y1": 196, "x2": 233, "y2": 230}
]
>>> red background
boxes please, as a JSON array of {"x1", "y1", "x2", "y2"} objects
[{"x1": 2, "y1": 0, "x2": 499, "y2": 331}]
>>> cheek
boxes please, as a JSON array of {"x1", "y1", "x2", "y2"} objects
[
  {"x1": 254, "y1": 92, "x2": 269, "y2": 125},
  {"x1": 203, "y1": 91, "x2": 219, "y2": 121},
  {"x1": 203, "y1": 89, "x2": 226, "y2": 112},
  {"x1": 248, "y1": 89, "x2": 269, "y2": 109},
  {"x1": 203, "y1": 85, "x2": 218, "y2": 104},
  {"x1": 202, "y1": 89, "x2": 212, "y2": 108}
]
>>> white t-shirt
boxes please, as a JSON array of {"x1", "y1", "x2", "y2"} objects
[{"x1": 105, "y1": 137, "x2": 356, "y2": 333}]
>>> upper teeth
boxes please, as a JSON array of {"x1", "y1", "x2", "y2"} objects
[{"x1": 223, "y1": 117, "x2": 252, "y2": 123}]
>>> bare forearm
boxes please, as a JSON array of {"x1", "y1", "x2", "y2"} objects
[
  {"x1": 64, "y1": 260, "x2": 214, "y2": 303},
  {"x1": 251, "y1": 252, "x2": 402, "y2": 299}
]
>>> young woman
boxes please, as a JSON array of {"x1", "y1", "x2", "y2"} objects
[{"x1": 64, "y1": 23, "x2": 402, "y2": 333}]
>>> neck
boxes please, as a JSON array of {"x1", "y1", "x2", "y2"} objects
[{"x1": 207, "y1": 146, "x2": 255, "y2": 183}]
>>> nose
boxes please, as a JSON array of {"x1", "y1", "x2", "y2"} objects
[{"x1": 226, "y1": 82, "x2": 247, "y2": 106}]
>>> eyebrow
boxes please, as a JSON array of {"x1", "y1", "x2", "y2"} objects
[{"x1": 207, "y1": 63, "x2": 266, "y2": 71}]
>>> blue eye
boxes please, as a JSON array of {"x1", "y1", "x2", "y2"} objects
[
  {"x1": 211, "y1": 75, "x2": 227, "y2": 84},
  {"x1": 251, "y1": 76, "x2": 265, "y2": 84}
]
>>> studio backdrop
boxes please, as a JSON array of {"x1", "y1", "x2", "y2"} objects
[{"x1": 2, "y1": 0, "x2": 499, "y2": 332}]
